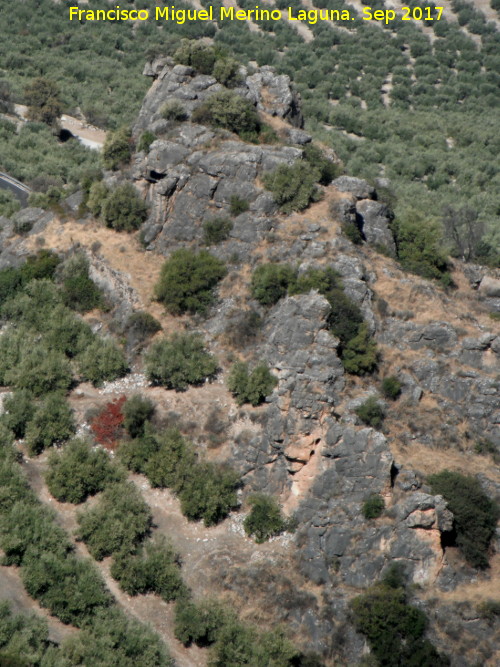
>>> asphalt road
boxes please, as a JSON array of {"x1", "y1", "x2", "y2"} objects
[{"x1": 0, "y1": 171, "x2": 30, "y2": 207}]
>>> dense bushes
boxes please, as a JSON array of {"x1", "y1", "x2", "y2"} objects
[
  {"x1": 101, "y1": 183, "x2": 149, "y2": 232},
  {"x1": 59, "y1": 253, "x2": 104, "y2": 313},
  {"x1": 227, "y1": 361, "x2": 277, "y2": 406},
  {"x1": 428, "y1": 470, "x2": 499, "y2": 568},
  {"x1": 144, "y1": 333, "x2": 217, "y2": 391},
  {"x1": 118, "y1": 428, "x2": 239, "y2": 526},
  {"x1": 154, "y1": 249, "x2": 227, "y2": 314},
  {"x1": 243, "y1": 494, "x2": 289, "y2": 543},
  {"x1": 355, "y1": 397, "x2": 385, "y2": 429},
  {"x1": 350, "y1": 576, "x2": 449, "y2": 666},
  {"x1": 192, "y1": 90, "x2": 260, "y2": 139},
  {"x1": 46, "y1": 439, "x2": 123, "y2": 503},
  {"x1": 391, "y1": 210, "x2": 453, "y2": 286},
  {"x1": 77, "y1": 338, "x2": 128, "y2": 386},
  {"x1": 102, "y1": 127, "x2": 132, "y2": 170},
  {"x1": 25, "y1": 393, "x2": 75, "y2": 456},
  {"x1": 262, "y1": 161, "x2": 321, "y2": 213},
  {"x1": 174, "y1": 598, "x2": 302, "y2": 666},
  {"x1": 160, "y1": 99, "x2": 188, "y2": 121},
  {"x1": 111, "y1": 537, "x2": 186, "y2": 601},
  {"x1": 123, "y1": 394, "x2": 155, "y2": 438},
  {"x1": 250, "y1": 263, "x2": 296, "y2": 306},
  {"x1": 381, "y1": 376, "x2": 402, "y2": 400},
  {"x1": 77, "y1": 481, "x2": 152, "y2": 560}
]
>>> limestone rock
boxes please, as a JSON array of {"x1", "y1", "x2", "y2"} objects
[{"x1": 355, "y1": 199, "x2": 396, "y2": 254}]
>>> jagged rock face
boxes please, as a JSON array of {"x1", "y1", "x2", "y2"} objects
[
  {"x1": 245, "y1": 66, "x2": 303, "y2": 127},
  {"x1": 356, "y1": 199, "x2": 396, "y2": 255},
  {"x1": 231, "y1": 294, "x2": 345, "y2": 493}
]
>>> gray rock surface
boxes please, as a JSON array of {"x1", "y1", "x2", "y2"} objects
[
  {"x1": 355, "y1": 199, "x2": 396, "y2": 254},
  {"x1": 332, "y1": 176, "x2": 375, "y2": 200}
]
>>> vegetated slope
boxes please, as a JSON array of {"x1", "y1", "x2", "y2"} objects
[
  {"x1": 2, "y1": 51, "x2": 500, "y2": 664},
  {"x1": 1, "y1": 0, "x2": 499, "y2": 263}
]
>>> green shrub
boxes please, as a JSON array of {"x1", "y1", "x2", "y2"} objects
[
  {"x1": 1, "y1": 390, "x2": 35, "y2": 439},
  {"x1": 145, "y1": 333, "x2": 217, "y2": 390},
  {"x1": 55, "y1": 607, "x2": 172, "y2": 666},
  {"x1": 250, "y1": 263, "x2": 296, "y2": 306},
  {"x1": 428, "y1": 470, "x2": 499, "y2": 568},
  {"x1": 0, "y1": 502, "x2": 71, "y2": 566},
  {"x1": 46, "y1": 439, "x2": 124, "y2": 504},
  {"x1": 77, "y1": 481, "x2": 152, "y2": 560},
  {"x1": 7, "y1": 346, "x2": 73, "y2": 397},
  {"x1": 340, "y1": 323, "x2": 378, "y2": 375},
  {"x1": 213, "y1": 58, "x2": 242, "y2": 87},
  {"x1": 350, "y1": 582, "x2": 448, "y2": 666},
  {"x1": 174, "y1": 598, "x2": 229, "y2": 646},
  {"x1": 174, "y1": 39, "x2": 217, "y2": 74},
  {"x1": 137, "y1": 130, "x2": 156, "y2": 152},
  {"x1": 229, "y1": 195, "x2": 249, "y2": 216},
  {"x1": 101, "y1": 183, "x2": 149, "y2": 232},
  {"x1": 289, "y1": 266, "x2": 342, "y2": 296},
  {"x1": 59, "y1": 253, "x2": 103, "y2": 312},
  {"x1": 0, "y1": 601, "x2": 50, "y2": 665},
  {"x1": 203, "y1": 217, "x2": 233, "y2": 245},
  {"x1": 122, "y1": 394, "x2": 155, "y2": 438},
  {"x1": 227, "y1": 361, "x2": 277, "y2": 406},
  {"x1": 24, "y1": 77, "x2": 62, "y2": 127},
  {"x1": 303, "y1": 143, "x2": 340, "y2": 185},
  {"x1": 0, "y1": 190, "x2": 20, "y2": 218},
  {"x1": 192, "y1": 90, "x2": 260, "y2": 138},
  {"x1": 355, "y1": 397, "x2": 385, "y2": 429},
  {"x1": 179, "y1": 462, "x2": 239, "y2": 526},
  {"x1": 381, "y1": 376, "x2": 402, "y2": 400},
  {"x1": 111, "y1": 537, "x2": 186, "y2": 601},
  {"x1": 342, "y1": 219, "x2": 364, "y2": 244},
  {"x1": 143, "y1": 428, "x2": 196, "y2": 489},
  {"x1": 125, "y1": 311, "x2": 161, "y2": 341},
  {"x1": 25, "y1": 393, "x2": 75, "y2": 456},
  {"x1": 243, "y1": 494, "x2": 288, "y2": 543},
  {"x1": 391, "y1": 210, "x2": 452, "y2": 285},
  {"x1": 102, "y1": 126, "x2": 132, "y2": 170},
  {"x1": 77, "y1": 338, "x2": 128, "y2": 386},
  {"x1": 362, "y1": 494, "x2": 385, "y2": 519},
  {"x1": 154, "y1": 248, "x2": 227, "y2": 315},
  {"x1": 262, "y1": 161, "x2": 321, "y2": 213},
  {"x1": 87, "y1": 181, "x2": 109, "y2": 218},
  {"x1": 117, "y1": 428, "x2": 160, "y2": 475},
  {"x1": 44, "y1": 307, "x2": 94, "y2": 357},
  {"x1": 22, "y1": 552, "x2": 111, "y2": 627},
  {"x1": 19, "y1": 250, "x2": 60, "y2": 283},
  {"x1": 160, "y1": 99, "x2": 188, "y2": 121}
]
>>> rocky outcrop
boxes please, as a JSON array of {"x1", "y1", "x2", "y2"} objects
[
  {"x1": 134, "y1": 60, "x2": 303, "y2": 136},
  {"x1": 356, "y1": 199, "x2": 396, "y2": 255}
]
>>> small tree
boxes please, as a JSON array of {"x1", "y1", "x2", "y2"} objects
[
  {"x1": 46, "y1": 439, "x2": 123, "y2": 503},
  {"x1": 355, "y1": 397, "x2": 385, "y2": 429},
  {"x1": 154, "y1": 249, "x2": 227, "y2": 315},
  {"x1": 25, "y1": 394, "x2": 76, "y2": 456},
  {"x1": 24, "y1": 77, "x2": 62, "y2": 126},
  {"x1": 1, "y1": 389, "x2": 35, "y2": 439},
  {"x1": 102, "y1": 127, "x2": 132, "y2": 170},
  {"x1": 203, "y1": 217, "x2": 233, "y2": 245},
  {"x1": 179, "y1": 463, "x2": 239, "y2": 526},
  {"x1": 192, "y1": 90, "x2": 260, "y2": 139},
  {"x1": 381, "y1": 376, "x2": 402, "y2": 400},
  {"x1": 243, "y1": 494, "x2": 288, "y2": 543},
  {"x1": 77, "y1": 481, "x2": 152, "y2": 560},
  {"x1": 122, "y1": 394, "x2": 155, "y2": 438},
  {"x1": 101, "y1": 184, "x2": 148, "y2": 232},
  {"x1": 144, "y1": 333, "x2": 217, "y2": 390},
  {"x1": 90, "y1": 396, "x2": 126, "y2": 449},
  {"x1": 262, "y1": 162, "x2": 321, "y2": 213},
  {"x1": 227, "y1": 362, "x2": 277, "y2": 406},
  {"x1": 77, "y1": 338, "x2": 128, "y2": 386},
  {"x1": 250, "y1": 263, "x2": 296, "y2": 306}
]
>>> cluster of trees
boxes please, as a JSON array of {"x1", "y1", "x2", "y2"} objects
[
  {"x1": 350, "y1": 565, "x2": 449, "y2": 665},
  {"x1": 0, "y1": 251, "x2": 127, "y2": 453},
  {"x1": 118, "y1": 427, "x2": 239, "y2": 526}
]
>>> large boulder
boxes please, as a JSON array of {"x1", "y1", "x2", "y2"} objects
[{"x1": 356, "y1": 199, "x2": 396, "y2": 255}]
